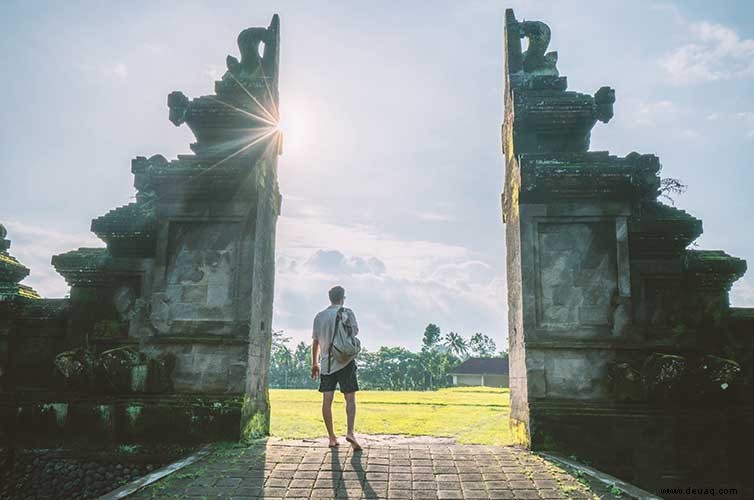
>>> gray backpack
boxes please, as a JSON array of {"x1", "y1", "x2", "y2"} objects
[{"x1": 328, "y1": 307, "x2": 361, "y2": 369}]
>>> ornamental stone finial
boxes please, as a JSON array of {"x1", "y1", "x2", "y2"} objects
[
  {"x1": 519, "y1": 20, "x2": 558, "y2": 76},
  {"x1": 0, "y1": 223, "x2": 9, "y2": 254},
  {"x1": 504, "y1": 10, "x2": 559, "y2": 78},
  {"x1": 224, "y1": 14, "x2": 280, "y2": 81}
]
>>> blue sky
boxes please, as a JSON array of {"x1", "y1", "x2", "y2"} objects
[{"x1": 1, "y1": 1, "x2": 753, "y2": 351}]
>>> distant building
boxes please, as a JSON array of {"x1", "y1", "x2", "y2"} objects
[{"x1": 449, "y1": 357, "x2": 509, "y2": 387}]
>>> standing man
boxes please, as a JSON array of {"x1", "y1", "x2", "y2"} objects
[{"x1": 311, "y1": 286, "x2": 362, "y2": 450}]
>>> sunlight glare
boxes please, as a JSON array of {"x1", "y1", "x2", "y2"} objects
[{"x1": 276, "y1": 99, "x2": 308, "y2": 157}]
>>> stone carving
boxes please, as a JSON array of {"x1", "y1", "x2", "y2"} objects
[
  {"x1": 607, "y1": 354, "x2": 743, "y2": 404},
  {"x1": 54, "y1": 346, "x2": 176, "y2": 394},
  {"x1": 54, "y1": 348, "x2": 101, "y2": 392},
  {"x1": 225, "y1": 15, "x2": 279, "y2": 79},
  {"x1": 536, "y1": 222, "x2": 617, "y2": 329},
  {"x1": 519, "y1": 20, "x2": 558, "y2": 76},
  {"x1": 593, "y1": 86, "x2": 615, "y2": 123},
  {"x1": 146, "y1": 353, "x2": 176, "y2": 392},
  {"x1": 692, "y1": 354, "x2": 741, "y2": 401},
  {"x1": 0, "y1": 223, "x2": 41, "y2": 300},
  {"x1": 167, "y1": 91, "x2": 189, "y2": 126},
  {"x1": 641, "y1": 353, "x2": 688, "y2": 403},
  {"x1": 606, "y1": 362, "x2": 642, "y2": 401},
  {"x1": 160, "y1": 221, "x2": 239, "y2": 323},
  {"x1": 100, "y1": 347, "x2": 147, "y2": 392}
]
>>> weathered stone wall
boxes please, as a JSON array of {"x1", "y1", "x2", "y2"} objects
[
  {"x1": 502, "y1": 8, "x2": 754, "y2": 495},
  {"x1": 0, "y1": 14, "x2": 282, "y2": 445}
]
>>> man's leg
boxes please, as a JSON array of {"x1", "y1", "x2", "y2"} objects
[
  {"x1": 321, "y1": 391, "x2": 338, "y2": 446},
  {"x1": 343, "y1": 391, "x2": 361, "y2": 449},
  {"x1": 344, "y1": 391, "x2": 356, "y2": 436}
]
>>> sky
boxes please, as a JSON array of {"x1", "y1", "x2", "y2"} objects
[{"x1": 1, "y1": 0, "x2": 753, "y2": 352}]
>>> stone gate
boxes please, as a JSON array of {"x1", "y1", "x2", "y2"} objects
[
  {"x1": 502, "y1": 9, "x2": 754, "y2": 494},
  {"x1": 0, "y1": 15, "x2": 282, "y2": 444}
]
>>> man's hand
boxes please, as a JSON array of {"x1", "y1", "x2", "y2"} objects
[{"x1": 311, "y1": 363, "x2": 320, "y2": 380}]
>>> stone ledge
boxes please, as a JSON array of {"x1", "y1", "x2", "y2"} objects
[
  {"x1": 518, "y1": 151, "x2": 660, "y2": 202},
  {"x1": 529, "y1": 399, "x2": 754, "y2": 416},
  {"x1": 144, "y1": 335, "x2": 249, "y2": 345}
]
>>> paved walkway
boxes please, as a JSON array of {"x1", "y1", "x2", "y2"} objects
[{"x1": 131, "y1": 438, "x2": 625, "y2": 499}]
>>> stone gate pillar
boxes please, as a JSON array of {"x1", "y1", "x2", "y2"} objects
[
  {"x1": 502, "y1": 8, "x2": 622, "y2": 448},
  {"x1": 41, "y1": 14, "x2": 283, "y2": 443},
  {"x1": 502, "y1": 9, "x2": 753, "y2": 492}
]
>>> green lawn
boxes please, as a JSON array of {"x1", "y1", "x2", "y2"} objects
[{"x1": 269, "y1": 386, "x2": 512, "y2": 445}]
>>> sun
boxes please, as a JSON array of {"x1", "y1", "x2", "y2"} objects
[{"x1": 275, "y1": 100, "x2": 307, "y2": 157}]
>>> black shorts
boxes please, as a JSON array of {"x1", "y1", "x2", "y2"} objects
[{"x1": 319, "y1": 360, "x2": 359, "y2": 393}]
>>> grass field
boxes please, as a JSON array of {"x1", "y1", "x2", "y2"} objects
[{"x1": 269, "y1": 387, "x2": 512, "y2": 445}]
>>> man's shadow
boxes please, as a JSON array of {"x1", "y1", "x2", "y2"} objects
[{"x1": 329, "y1": 446, "x2": 375, "y2": 499}]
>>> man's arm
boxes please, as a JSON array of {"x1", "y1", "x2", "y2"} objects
[{"x1": 311, "y1": 339, "x2": 320, "y2": 379}]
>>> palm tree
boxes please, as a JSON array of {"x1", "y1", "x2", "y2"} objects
[
  {"x1": 443, "y1": 332, "x2": 468, "y2": 360},
  {"x1": 469, "y1": 333, "x2": 497, "y2": 357}
]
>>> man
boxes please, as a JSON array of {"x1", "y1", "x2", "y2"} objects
[{"x1": 311, "y1": 285, "x2": 362, "y2": 450}]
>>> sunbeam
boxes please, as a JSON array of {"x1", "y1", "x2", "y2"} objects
[
  {"x1": 132, "y1": 125, "x2": 279, "y2": 215},
  {"x1": 195, "y1": 126, "x2": 278, "y2": 175},
  {"x1": 228, "y1": 72, "x2": 278, "y2": 122},
  {"x1": 207, "y1": 96, "x2": 278, "y2": 127}
]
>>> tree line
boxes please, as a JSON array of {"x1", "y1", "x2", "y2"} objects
[{"x1": 269, "y1": 324, "x2": 507, "y2": 390}]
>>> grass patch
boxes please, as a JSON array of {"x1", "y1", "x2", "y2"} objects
[{"x1": 270, "y1": 386, "x2": 511, "y2": 445}]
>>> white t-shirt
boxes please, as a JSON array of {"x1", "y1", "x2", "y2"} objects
[{"x1": 312, "y1": 304, "x2": 359, "y2": 375}]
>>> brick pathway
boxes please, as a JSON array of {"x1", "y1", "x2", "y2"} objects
[{"x1": 131, "y1": 438, "x2": 625, "y2": 499}]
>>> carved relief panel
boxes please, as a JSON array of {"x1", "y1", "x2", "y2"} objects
[
  {"x1": 535, "y1": 220, "x2": 619, "y2": 332},
  {"x1": 163, "y1": 221, "x2": 240, "y2": 321}
]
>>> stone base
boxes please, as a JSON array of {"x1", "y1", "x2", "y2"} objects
[
  {"x1": 529, "y1": 400, "x2": 754, "y2": 496},
  {"x1": 1, "y1": 393, "x2": 242, "y2": 445}
]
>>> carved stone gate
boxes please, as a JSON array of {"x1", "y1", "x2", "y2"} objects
[
  {"x1": 0, "y1": 15, "x2": 282, "y2": 443},
  {"x1": 502, "y1": 9, "x2": 754, "y2": 494}
]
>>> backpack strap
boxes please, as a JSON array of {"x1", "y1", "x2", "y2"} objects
[{"x1": 327, "y1": 307, "x2": 344, "y2": 374}]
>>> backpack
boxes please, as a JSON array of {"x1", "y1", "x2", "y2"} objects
[{"x1": 328, "y1": 307, "x2": 362, "y2": 370}]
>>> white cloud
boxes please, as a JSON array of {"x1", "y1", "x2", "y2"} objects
[
  {"x1": 2, "y1": 221, "x2": 103, "y2": 297},
  {"x1": 304, "y1": 249, "x2": 386, "y2": 276},
  {"x1": 202, "y1": 66, "x2": 224, "y2": 82},
  {"x1": 416, "y1": 211, "x2": 456, "y2": 222},
  {"x1": 660, "y1": 21, "x2": 754, "y2": 85},
  {"x1": 111, "y1": 62, "x2": 128, "y2": 80},
  {"x1": 273, "y1": 202, "x2": 506, "y2": 350},
  {"x1": 731, "y1": 278, "x2": 754, "y2": 307}
]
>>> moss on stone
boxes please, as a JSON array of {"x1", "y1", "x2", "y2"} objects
[
  {"x1": 510, "y1": 417, "x2": 530, "y2": 448},
  {"x1": 130, "y1": 364, "x2": 148, "y2": 392},
  {"x1": 40, "y1": 403, "x2": 68, "y2": 428},
  {"x1": 240, "y1": 392, "x2": 270, "y2": 441}
]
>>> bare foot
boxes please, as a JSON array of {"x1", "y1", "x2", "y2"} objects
[
  {"x1": 345, "y1": 434, "x2": 362, "y2": 451},
  {"x1": 328, "y1": 437, "x2": 339, "y2": 448}
]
